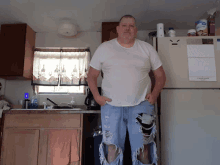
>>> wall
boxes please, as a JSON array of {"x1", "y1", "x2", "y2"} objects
[{"x1": 3, "y1": 29, "x2": 188, "y2": 106}]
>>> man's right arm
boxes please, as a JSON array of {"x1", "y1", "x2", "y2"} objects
[
  {"x1": 87, "y1": 66, "x2": 112, "y2": 106},
  {"x1": 87, "y1": 66, "x2": 101, "y2": 99}
]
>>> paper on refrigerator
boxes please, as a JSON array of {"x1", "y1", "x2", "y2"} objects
[{"x1": 187, "y1": 45, "x2": 217, "y2": 81}]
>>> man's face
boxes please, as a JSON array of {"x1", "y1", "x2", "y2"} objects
[{"x1": 117, "y1": 17, "x2": 137, "y2": 41}]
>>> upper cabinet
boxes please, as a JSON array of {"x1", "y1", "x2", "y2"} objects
[
  {"x1": 102, "y1": 22, "x2": 118, "y2": 43},
  {"x1": 0, "y1": 24, "x2": 36, "y2": 80}
]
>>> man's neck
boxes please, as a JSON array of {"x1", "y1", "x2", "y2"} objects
[{"x1": 117, "y1": 38, "x2": 135, "y2": 48}]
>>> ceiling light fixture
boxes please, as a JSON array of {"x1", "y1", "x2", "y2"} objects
[{"x1": 57, "y1": 20, "x2": 78, "y2": 37}]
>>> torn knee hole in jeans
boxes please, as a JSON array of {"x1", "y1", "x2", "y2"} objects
[
  {"x1": 99, "y1": 142, "x2": 123, "y2": 164},
  {"x1": 136, "y1": 113, "x2": 155, "y2": 135}
]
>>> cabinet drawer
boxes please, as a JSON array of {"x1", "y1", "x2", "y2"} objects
[{"x1": 4, "y1": 114, "x2": 81, "y2": 128}]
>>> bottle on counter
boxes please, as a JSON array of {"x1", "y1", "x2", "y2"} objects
[
  {"x1": 168, "y1": 27, "x2": 176, "y2": 37},
  {"x1": 208, "y1": 15, "x2": 215, "y2": 36},
  {"x1": 70, "y1": 96, "x2": 75, "y2": 108},
  {"x1": 157, "y1": 23, "x2": 165, "y2": 37},
  {"x1": 30, "y1": 94, "x2": 38, "y2": 109},
  {"x1": 43, "y1": 102, "x2": 47, "y2": 109},
  {"x1": 34, "y1": 95, "x2": 38, "y2": 108}
]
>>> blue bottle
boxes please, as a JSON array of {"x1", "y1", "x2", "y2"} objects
[{"x1": 30, "y1": 95, "x2": 38, "y2": 109}]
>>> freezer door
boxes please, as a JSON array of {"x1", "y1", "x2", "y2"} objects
[{"x1": 156, "y1": 36, "x2": 220, "y2": 88}]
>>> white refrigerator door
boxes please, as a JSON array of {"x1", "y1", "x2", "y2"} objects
[{"x1": 160, "y1": 89, "x2": 220, "y2": 165}]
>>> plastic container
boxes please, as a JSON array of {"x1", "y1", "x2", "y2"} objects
[
  {"x1": 168, "y1": 28, "x2": 176, "y2": 37},
  {"x1": 187, "y1": 29, "x2": 197, "y2": 36},
  {"x1": 30, "y1": 95, "x2": 38, "y2": 109},
  {"x1": 195, "y1": 19, "x2": 208, "y2": 36}
]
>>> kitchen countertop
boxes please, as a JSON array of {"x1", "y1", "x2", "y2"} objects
[{"x1": 3, "y1": 105, "x2": 101, "y2": 114}]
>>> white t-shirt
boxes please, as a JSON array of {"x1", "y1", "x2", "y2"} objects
[{"x1": 89, "y1": 38, "x2": 162, "y2": 106}]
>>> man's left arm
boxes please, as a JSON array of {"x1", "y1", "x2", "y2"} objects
[{"x1": 145, "y1": 66, "x2": 166, "y2": 105}]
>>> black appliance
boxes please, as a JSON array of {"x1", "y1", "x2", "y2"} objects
[{"x1": 84, "y1": 87, "x2": 101, "y2": 110}]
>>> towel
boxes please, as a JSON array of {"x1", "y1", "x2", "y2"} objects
[
  {"x1": 0, "y1": 100, "x2": 10, "y2": 118},
  {"x1": 48, "y1": 129, "x2": 80, "y2": 165}
]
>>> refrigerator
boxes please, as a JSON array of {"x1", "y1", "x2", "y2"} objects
[{"x1": 153, "y1": 36, "x2": 220, "y2": 165}]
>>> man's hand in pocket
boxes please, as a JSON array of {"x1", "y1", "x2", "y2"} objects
[
  {"x1": 95, "y1": 96, "x2": 112, "y2": 106},
  {"x1": 145, "y1": 93, "x2": 157, "y2": 105}
]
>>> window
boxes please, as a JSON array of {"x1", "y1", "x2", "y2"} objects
[{"x1": 32, "y1": 48, "x2": 90, "y2": 94}]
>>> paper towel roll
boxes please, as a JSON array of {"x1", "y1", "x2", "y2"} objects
[{"x1": 157, "y1": 23, "x2": 164, "y2": 37}]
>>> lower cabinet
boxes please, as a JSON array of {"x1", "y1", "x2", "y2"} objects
[
  {"x1": 1, "y1": 113, "x2": 83, "y2": 165},
  {"x1": 2, "y1": 129, "x2": 39, "y2": 165},
  {"x1": 38, "y1": 129, "x2": 81, "y2": 165}
]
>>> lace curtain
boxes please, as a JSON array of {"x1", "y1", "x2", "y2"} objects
[{"x1": 32, "y1": 48, "x2": 90, "y2": 86}]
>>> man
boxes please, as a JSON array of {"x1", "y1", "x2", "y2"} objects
[{"x1": 87, "y1": 15, "x2": 166, "y2": 165}]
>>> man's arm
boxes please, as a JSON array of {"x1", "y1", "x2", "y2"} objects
[
  {"x1": 87, "y1": 66, "x2": 101, "y2": 99},
  {"x1": 87, "y1": 67, "x2": 112, "y2": 106},
  {"x1": 146, "y1": 66, "x2": 166, "y2": 104},
  {"x1": 152, "y1": 66, "x2": 166, "y2": 98}
]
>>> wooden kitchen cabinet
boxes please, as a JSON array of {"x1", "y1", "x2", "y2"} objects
[
  {"x1": 0, "y1": 24, "x2": 36, "y2": 80},
  {"x1": 1, "y1": 113, "x2": 83, "y2": 165},
  {"x1": 102, "y1": 22, "x2": 118, "y2": 43},
  {"x1": 38, "y1": 129, "x2": 81, "y2": 165},
  {"x1": 2, "y1": 128, "x2": 39, "y2": 165}
]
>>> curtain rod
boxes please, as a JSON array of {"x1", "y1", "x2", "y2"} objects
[{"x1": 34, "y1": 48, "x2": 90, "y2": 52}]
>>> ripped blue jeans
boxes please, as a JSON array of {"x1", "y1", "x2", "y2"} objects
[{"x1": 99, "y1": 100, "x2": 158, "y2": 165}]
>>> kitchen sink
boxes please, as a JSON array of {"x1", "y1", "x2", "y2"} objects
[
  {"x1": 52, "y1": 106, "x2": 73, "y2": 109},
  {"x1": 11, "y1": 108, "x2": 83, "y2": 110},
  {"x1": 45, "y1": 107, "x2": 82, "y2": 110}
]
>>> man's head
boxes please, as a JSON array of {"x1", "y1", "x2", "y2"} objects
[
  {"x1": 116, "y1": 15, "x2": 137, "y2": 43},
  {"x1": 119, "y1": 15, "x2": 136, "y2": 25}
]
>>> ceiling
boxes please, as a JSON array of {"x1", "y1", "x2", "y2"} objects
[{"x1": 0, "y1": 0, "x2": 219, "y2": 33}]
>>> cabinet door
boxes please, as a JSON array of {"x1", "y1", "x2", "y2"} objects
[
  {"x1": 0, "y1": 24, "x2": 26, "y2": 76},
  {"x1": 1, "y1": 128, "x2": 39, "y2": 165},
  {"x1": 102, "y1": 22, "x2": 118, "y2": 43},
  {"x1": 38, "y1": 129, "x2": 81, "y2": 165}
]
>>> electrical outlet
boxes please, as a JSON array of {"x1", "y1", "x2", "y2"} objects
[{"x1": 0, "y1": 78, "x2": 6, "y2": 95}]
